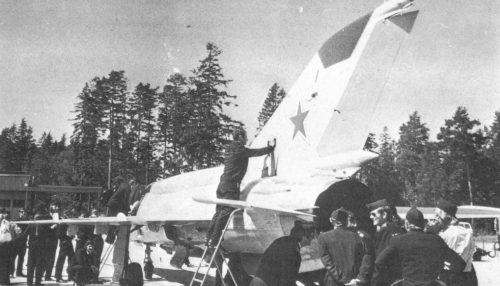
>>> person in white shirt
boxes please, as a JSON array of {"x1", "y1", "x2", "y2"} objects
[{"x1": 430, "y1": 198, "x2": 477, "y2": 286}]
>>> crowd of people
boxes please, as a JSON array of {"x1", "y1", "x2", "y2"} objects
[
  {"x1": 0, "y1": 174, "x2": 146, "y2": 286},
  {"x1": 0, "y1": 204, "x2": 105, "y2": 286},
  {"x1": 248, "y1": 198, "x2": 477, "y2": 286}
]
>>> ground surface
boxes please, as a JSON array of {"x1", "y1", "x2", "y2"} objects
[{"x1": 9, "y1": 236, "x2": 500, "y2": 286}]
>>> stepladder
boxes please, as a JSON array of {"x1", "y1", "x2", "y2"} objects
[{"x1": 189, "y1": 209, "x2": 241, "y2": 286}]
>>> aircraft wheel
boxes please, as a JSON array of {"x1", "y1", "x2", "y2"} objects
[{"x1": 123, "y1": 262, "x2": 143, "y2": 286}]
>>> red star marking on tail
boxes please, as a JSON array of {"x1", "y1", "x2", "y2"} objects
[{"x1": 290, "y1": 103, "x2": 309, "y2": 139}]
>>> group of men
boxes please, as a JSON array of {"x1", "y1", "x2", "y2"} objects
[
  {"x1": 249, "y1": 198, "x2": 476, "y2": 286},
  {"x1": 206, "y1": 128, "x2": 478, "y2": 286},
  {"x1": 254, "y1": 198, "x2": 479, "y2": 286},
  {"x1": 6, "y1": 203, "x2": 105, "y2": 286},
  {"x1": 0, "y1": 174, "x2": 146, "y2": 286}
]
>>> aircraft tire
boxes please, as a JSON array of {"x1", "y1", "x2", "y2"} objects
[{"x1": 123, "y1": 262, "x2": 143, "y2": 286}]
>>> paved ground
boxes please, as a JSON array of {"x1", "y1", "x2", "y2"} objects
[{"x1": 9, "y1": 239, "x2": 500, "y2": 286}]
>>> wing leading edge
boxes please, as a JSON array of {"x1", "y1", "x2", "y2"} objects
[
  {"x1": 397, "y1": 205, "x2": 500, "y2": 219},
  {"x1": 192, "y1": 196, "x2": 315, "y2": 217}
]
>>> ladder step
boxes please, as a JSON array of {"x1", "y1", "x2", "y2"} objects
[{"x1": 189, "y1": 208, "x2": 241, "y2": 286}]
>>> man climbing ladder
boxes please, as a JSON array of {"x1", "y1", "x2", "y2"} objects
[{"x1": 205, "y1": 128, "x2": 275, "y2": 248}]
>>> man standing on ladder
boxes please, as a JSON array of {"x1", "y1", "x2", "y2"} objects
[{"x1": 205, "y1": 128, "x2": 275, "y2": 248}]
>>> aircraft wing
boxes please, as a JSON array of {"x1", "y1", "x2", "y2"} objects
[
  {"x1": 397, "y1": 205, "x2": 500, "y2": 219},
  {"x1": 14, "y1": 214, "x2": 210, "y2": 226},
  {"x1": 192, "y1": 196, "x2": 315, "y2": 217}
]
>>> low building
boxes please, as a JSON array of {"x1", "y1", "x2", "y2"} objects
[
  {"x1": 0, "y1": 174, "x2": 102, "y2": 220},
  {"x1": 0, "y1": 174, "x2": 31, "y2": 219}
]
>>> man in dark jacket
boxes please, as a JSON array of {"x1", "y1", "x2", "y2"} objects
[
  {"x1": 43, "y1": 201, "x2": 61, "y2": 281},
  {"x1": 106, "y1": 176, "x2": 131, "y2": 244},
  {"x1": 367, "y1": 199, "x2": 405, "y2": 286},
  {"x1": 54, "y1": 210, "x2": 75, "y2": 283},
  {"x1": 68, "y1": 240, "x2": 98, "y2": 286},
  {"x1": 374, "y1": 207, "x2": 466, "y2": 286},
  {"x1": 22, "y1": 203, "x2": 52, "y2": 286},
  {"x1": 11, "y1": 208, "x2": 28, "y2": 277},
  {"x1": 75, "y1": 210, "x2": 93, "y2": 252},
  {"x1": 128, "y1": 178, "x2": 145, "y2": 209},
  {"x1": 250, "y1": 221, "x2": 314, "y2": 286},
  {"x1": 318, "y1": 208, "x2": 365, "y2": 286},
  {"x1": 206, "y1": 128, "x2": 274, "y2": 247},
  {"x1": 107, "y1": 176, "x2": 131, "y2": 216},
  {"x1": 347, "y1": 211, "x2": 374, "y2": 286}
]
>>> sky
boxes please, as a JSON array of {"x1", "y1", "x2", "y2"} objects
[{"x1": 1, "y1": 0, "x2": 500, "y2": 143}]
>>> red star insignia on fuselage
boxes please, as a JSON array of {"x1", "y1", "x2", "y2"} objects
[{"x1": 289, "y1": 103, "x2": 309, "y2": 139}]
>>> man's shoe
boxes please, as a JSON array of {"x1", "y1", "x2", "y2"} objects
[
  {"x1": 56, "y1": 278, "x2": 67, "y2": 283},
  {"x1": 17, "y1": 273, "x2": 27, "y2": 277},
  {"x1": 45, "y1": 277, "x2": 54, "y2": 281},
  {"x1": 93, "y1": 280, "x2": 104, "y2": 284}
]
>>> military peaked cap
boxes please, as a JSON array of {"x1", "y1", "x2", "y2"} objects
[{"x1": 366, "y1": 199, "x2": 389, "y2": 212}]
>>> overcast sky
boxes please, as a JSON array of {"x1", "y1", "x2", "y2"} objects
[{"x1": 1, "y1": 0, "x2": 499, "y2": 143}]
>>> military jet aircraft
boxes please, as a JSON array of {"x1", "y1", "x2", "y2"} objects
[{"x1": 22, "y1": 0, "x2": 500, "y2": 278}]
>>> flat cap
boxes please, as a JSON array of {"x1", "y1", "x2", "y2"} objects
[
  {"x1": 436, "y1": 198, "x2": 457, "y2": 219},
  {"x1": 0, "y1": 208, "x2": 7, "y2": 214},
  {"x1": 406, "y1": 206, "x2": 425, "y2": 228},
  {"x1": 366, "y1": 199, "x2": 389, "y2": 212},
  {"x1": 331, "y1": 207, "x2": 349, "y2": 222}
]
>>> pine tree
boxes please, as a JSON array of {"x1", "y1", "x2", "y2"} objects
[
  {"x1": 486, "y1": 110, "x2": 500, "y2": 161},
  {"x1": 362, "y1": 127, "x2": 404, "y2": 205},
  {"x1": 95, "y1": 71, "x2": 129, "y2": 188},
  {"x1": 158, "y1": 73, "x2": 189, "y2": 176},
  {"x1": 363, "y1": 133, "x2": 378, "y2": 152},
  {"x1": 128, "y1": 82, "x2": 159, "y2": 184},
  {"x1": 256, "y1": 83, "x2": 286, "y2": 135},
  {"x1": 396, "y1": 111, "x2": 430, "y2": 204},
  {"x1": 437, "y1": 107, "x2": 486, "y2": 205},
  {"x1": 71, "y1": 81, "x2": 106, "y2": 186},
  {"x1": 0, "y1": 126, "x2": 17, "y2": 172},
  {"x1": 187, "y1": 43, "x2": 242, "y2": 169}
]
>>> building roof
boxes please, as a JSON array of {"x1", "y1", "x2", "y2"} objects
[
  {"x1": 0, "y1": 174, "x2": 31, "y2": 191},
  {"x1": 28, "y1": 185, "x2": 102, "y2": 193},
  {"x1": 0, "y1": 174, "x2": 101, "y2": 193}
]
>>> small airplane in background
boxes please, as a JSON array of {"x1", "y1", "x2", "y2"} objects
[{"x1": 17, "y1": 0, "x2": 500, "y2": 278}]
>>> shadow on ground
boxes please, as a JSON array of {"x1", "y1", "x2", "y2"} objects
[{"x1": 153, "y1": 267, "x2": 215, "y2": 286}]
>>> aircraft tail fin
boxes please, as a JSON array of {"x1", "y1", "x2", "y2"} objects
[{"x1": 248, "y1": 2, "x2": 418, "y2": 178}]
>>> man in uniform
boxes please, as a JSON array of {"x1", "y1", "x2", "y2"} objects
[
  {"x1": 367, "y1": 199, "x2": 405, "y2": 286},
  {"x1": 375, "y1": 207, "x2": 465, "y2": 286},
  {"x1": 318, "y1": 208, "x2": 365, "y2": 286},
  {"x1": 106, "y1": 175, "x2": 131, "y2": 244},
  {"x1": 128, "y1": 177, "x2": 145, "y2": 215},
  {"x1": 206, "y1": 128, "x2": 275, "y2": 247},
  {"x1": 107, "y1": 175, "x2": 132, "y2": 216},
  {"x1": 250, "y1": 221, "x2": 315, "y2": 286},
  {"x1": 23, "y1": 203, "x2": 52, "y2": 286},
  {"x1": 44, "y1": 201, "x2": 61, "y2": 281},
  {"x1": 347, "y1": 210, "x2": 374, "y2": 285},
  {"x1": 11, "y1": 208, "x2": 28, "y2": 277},
  {"x1": 430, "y1": 199, "x2": 477, "y2": 286},
  {"x1": 54, "y1": 209, "x2": 75, "y2": 283}
]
